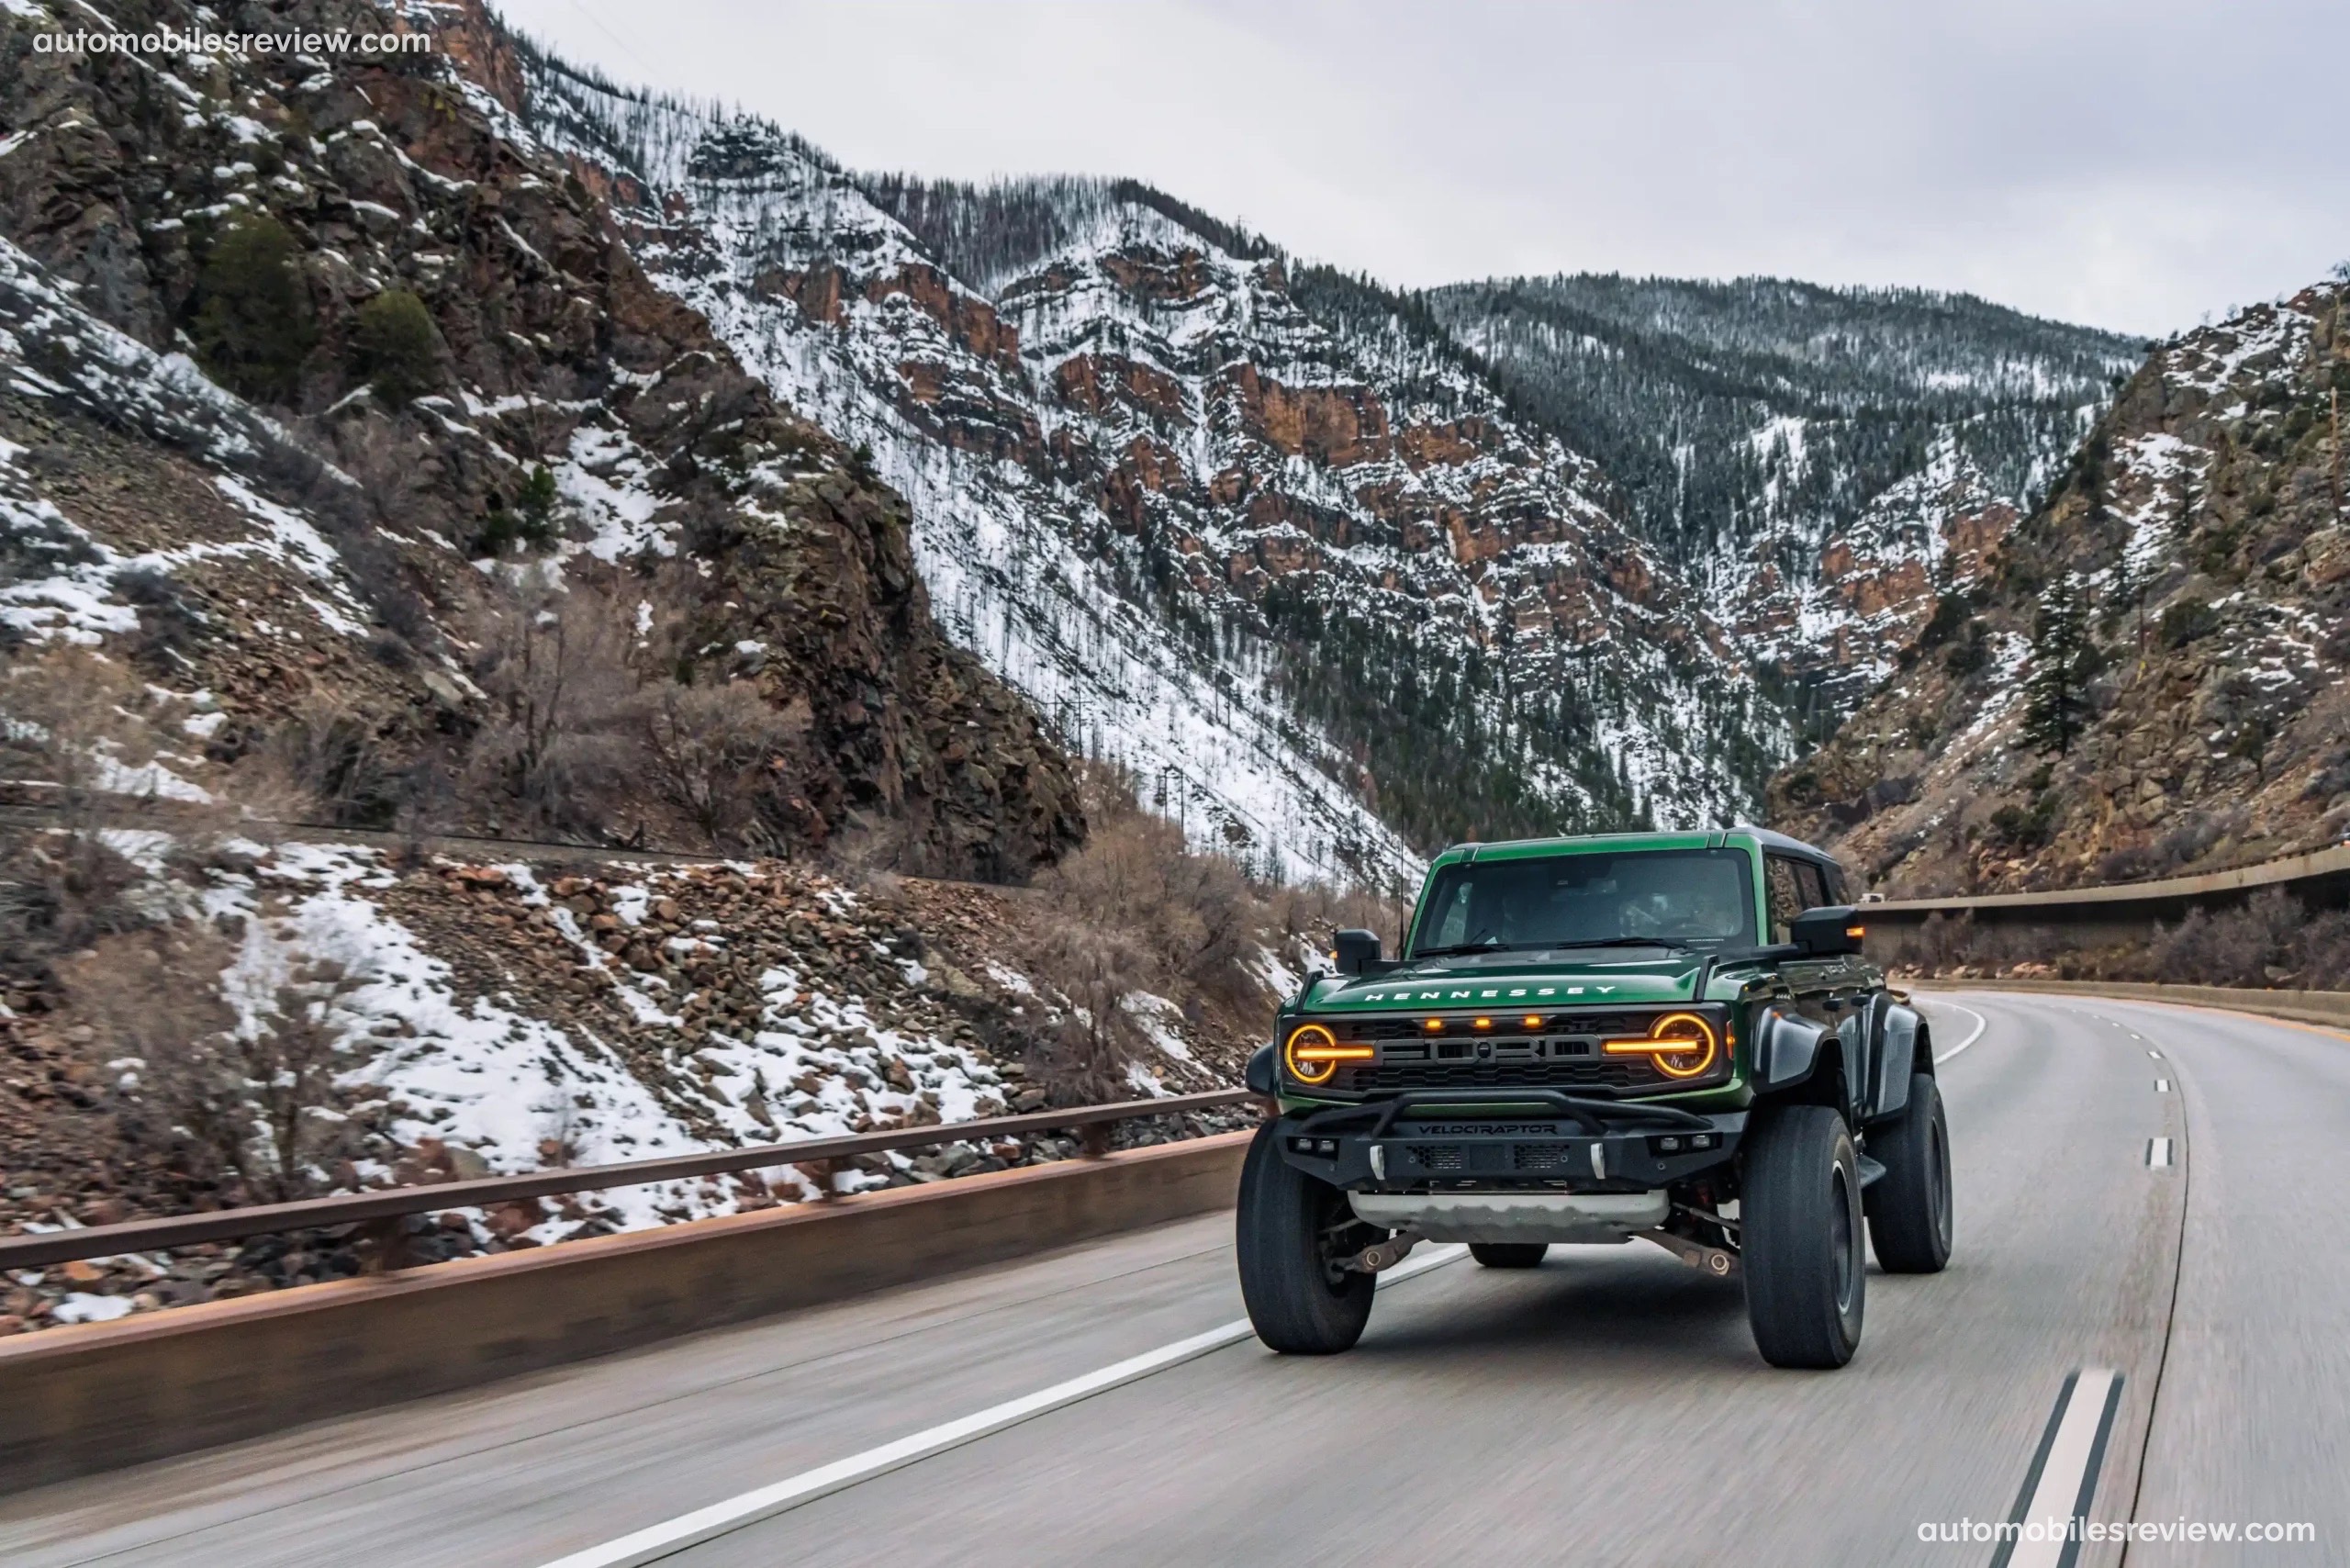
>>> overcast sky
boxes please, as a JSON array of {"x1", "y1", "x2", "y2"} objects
[{"x1": 502, "y1": 0, "x2": 2347, "y2": 337}]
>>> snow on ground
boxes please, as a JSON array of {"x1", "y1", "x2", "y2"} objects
[{"x1": 177, "y1": 839, "x2": 1025, "y2": 1238}]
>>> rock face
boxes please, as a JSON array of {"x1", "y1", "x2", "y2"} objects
[
  {"x1": 1773, "y1": 279, "x2": 2350, "y2": 893},
  {"x1": 500, "y1": 63, "x2": 1785, "y2": 879},
  {"x1": 0, "y1": 0, "x2": 1079, "y2": 879},
  {"x1": 1431, "y1": 275, "x2": 2139, "y2": 734}
]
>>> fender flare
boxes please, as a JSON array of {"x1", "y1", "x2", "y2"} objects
[
  {"x1": 1753, "y1": 1007, "x2": 1831, "y2": 1092},
  {"x1": 1871, "y1": 1001, "x2": 1923, "y2": 1122}
]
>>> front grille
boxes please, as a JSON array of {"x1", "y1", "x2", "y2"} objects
[
  {"x1": 1342, "y1": 1058, "x2": 1658, "y2": 1092},
  {"x1": 1512, "y1": 1143, "x2": 1575, "y2": 1171},
  {"x1": 1342, "y1": 1012, "x2": 1645, "y2": 1042},
  {"x1": 1410, "y1": 1143, "x2": 1466, "y2": 1171}
]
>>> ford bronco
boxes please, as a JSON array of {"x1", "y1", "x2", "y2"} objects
[{"x1": 1237, "y1": 828, "x2": 1951, "y2": 1369}]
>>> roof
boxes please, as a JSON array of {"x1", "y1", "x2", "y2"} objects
[{"x1": 1430, "y1": 824, "x2": 1838, "y2": 865}]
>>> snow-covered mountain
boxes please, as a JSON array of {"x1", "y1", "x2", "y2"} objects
[
  {"x1": 503, "y1": 50, "x2": 1784, "y2": 881},
  {"x1": 1774, "y1": 276, "x2": 2350, "y2": 893},
  {"x1": 1432, "y1": 276, "x2": 2141, "y2": 740}
]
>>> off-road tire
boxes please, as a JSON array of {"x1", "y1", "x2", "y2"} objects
[
  {"x1": 1236, "y1": 1124, "x2": 1376, "y2": 1354},
  {"x1": 1469, "y1": 1243, "x2": 1549, "y2": 1269},
  {"x1": 1741, "y1": 1105, "x2": 1865, "y2": 1369},
  {"x1": 1866, "y1": 1072, "x2": 1953, "y2": 1273}
]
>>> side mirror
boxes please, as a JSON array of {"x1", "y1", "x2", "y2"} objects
[
  {"x1": 1791, "y1": 905, "x2": 1866, "y2": 958},
  {"x1": 1332, "y1": 928, "x2": 1382, "y2": 976},
  {"x1": 1245, "y1": 1044, "x2": 1277, "y2": 1096}
]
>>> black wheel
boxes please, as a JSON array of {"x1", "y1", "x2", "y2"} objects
[
  {"x1": 1866, "y1": 1072, "x2": 1953, "y2": 1273},
  {"x1": 1236, "y1": 1124, "x2": 1377, "y2": 1354},
  {"x1": 1741, "y1": 1105, "x2": 1865, "y2": 1369},
  {"x1": 1469, "y1": 1242, "x2": 1549, "y2": 1269}
]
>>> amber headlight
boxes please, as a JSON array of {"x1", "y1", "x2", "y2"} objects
[
  {"x1": 1282, "y1": 1023, "x2": 1371, "y2": 1085},
  {"x1": 1602, "y1": 1010, "x2": 1720, "y2": 1081}
]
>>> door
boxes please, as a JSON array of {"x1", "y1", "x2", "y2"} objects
[{"x1": 1769, "y1": 854, "x2": 1865, "y2": 1118}]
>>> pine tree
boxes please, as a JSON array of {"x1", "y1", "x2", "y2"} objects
[
  {"x1": 2023, "y1": 574, "x2": 2092, "y2": 755},
  {"x1": 189, "y1": 212, "x2": 317, "y2": 404}
]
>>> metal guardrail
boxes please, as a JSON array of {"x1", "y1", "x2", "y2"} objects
[
  {"x1": 0, "y1": 1090, "x2": 1257, "y2": 1271},
  {"x1": 1864, "y1": 839, "x2": 2350, "y2": 925}
]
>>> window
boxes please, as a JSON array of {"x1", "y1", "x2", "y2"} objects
[
  {"x1": 1764, "y1": 856, "x2": 1806, "y2": 944},
  {"x1": 1411, "y1": 849, "x2": 1758, "y2": 956},
  {"x1": 1821, "y1": 862, "x2": 1850, "y2": 905},
  {"x1": 1794, "y1": 860, "x2": 1830, "y2": 913}
]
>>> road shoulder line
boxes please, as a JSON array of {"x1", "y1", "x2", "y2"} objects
[{"x1": 532, "y1": 1246, "x2": 1467, "y2": 1568}]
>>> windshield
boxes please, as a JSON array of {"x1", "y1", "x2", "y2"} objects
[{"x1": 1408, "y1": 849, "x2": 1758, "y2": 958}]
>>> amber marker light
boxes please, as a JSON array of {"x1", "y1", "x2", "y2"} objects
[
  {"x1": 1472, "y1": 1016, "x2": 1494, "y2": 1030},
  {"x1": 1846, "y1": 924, "x2": 1866, "y2": 940},
  {"x1": 1603, "y1": 1011, "x2": 1720, "y2": 1080},
  {"x1": 1423, "y1": 1018, "x2": 1445, "y2": 1034},
  {"x1": 1522, "y1": 1014, "x2": 1544, "y2": 1030},
  {"x1": 1283, "y1": 1024, "x2": 1371, "y2": 1084}
]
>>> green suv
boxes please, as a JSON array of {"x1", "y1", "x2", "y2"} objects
[{"x1": 1237, "y1": 827, "x2": 1951, "y2": 1369}]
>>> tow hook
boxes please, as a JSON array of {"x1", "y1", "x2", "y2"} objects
[
  {"x1": 1635, "y1": 1228, "x2": 1739, "y2": 1279},
  {"x1": 1351, "y1": 1231, "x2": 1423, "y2": 1272}
]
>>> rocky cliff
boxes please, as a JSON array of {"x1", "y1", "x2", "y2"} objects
[
  {"x1": 1772, "y1": 278, "x2": 2350, "y2": 892},
  {"x1": 0, "y1": 0, "x2": 1080, "y2": 877},
  {"x1": 1432, "y1": 275, "x2": 2140, "y2": 740},
  {"x1": 498, "y1": 54, "x2": 1786, "y2": 881}
]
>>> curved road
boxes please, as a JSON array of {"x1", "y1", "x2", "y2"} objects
[{"x1": 3, "y1": 994, "x2": 2340, "y2": 1566}]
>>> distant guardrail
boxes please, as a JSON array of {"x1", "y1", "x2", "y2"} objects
[
  {"x1": 0, "y1": 1090, "x2": 1254, "y2": 1273},
  {"x1": 1863, "y1": 840, "x2": 2350, "y2": 936}
]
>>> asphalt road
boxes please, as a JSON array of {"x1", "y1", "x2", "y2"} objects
[{"x1": 3, "y1": 993, "x2": 2339, "y2": 1567}]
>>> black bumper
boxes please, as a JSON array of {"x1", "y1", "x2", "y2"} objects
[{"x1": 1275, "y1": 1089, "x2": 1745, "y2": 1193}]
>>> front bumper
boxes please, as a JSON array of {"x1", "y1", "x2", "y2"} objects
[{"x1": 1276, "y1": 1089, "x2": 1744, "y2": 1194}]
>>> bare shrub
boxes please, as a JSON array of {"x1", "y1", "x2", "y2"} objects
[
  {"x1": 260, "y1": 692, "x2": 402, "y2": 828},
  {"x1": 634, "y1": 679, "x2": 809, "y2": 846},
  {"x1": 2142, "y1": 890, "x2": 2302, "y2": 989},
  {"x1": 0, "y1": 652, "x2": 163, "y2": 982},
  {"x1": 1002, "y1": 763, "x2": 1414, "y2": 1080},
  {"x1": 462, "y1": 585, "x2": 637, "y2": 838},
  {"x1": 1019, "y1": 915, "x2": 1149, "y2": 1103},
  {"x1": 1036, "y1": 787, "x2": 1248, "y2": 993},
  {"x1": 64, "y1": 926, "x2": 241, "y2": 1187},
  {"x1": 68, "y1": 924, "x2": 375, "y2": 1200}
]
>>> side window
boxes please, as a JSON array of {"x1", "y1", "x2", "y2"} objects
[
  {"x1": 1764, "y1": 856, "x2": 1805, "y2": 944},
  {"x1": 1795, "y1": 861, "x2": 1830, "y2": 913},
  {"x1": 1821, "y1": 863, "x2": 1850, "y2": 905}
]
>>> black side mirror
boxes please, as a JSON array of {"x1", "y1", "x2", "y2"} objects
[
  {"x1": 1245, "y1": 1044, "x2": 1277, "y2": 1096},
  {"x1": 1791, "y1": 905, "x2": 1866, "y2": 958},
  {"x1": 1332, "y1": 928, "x2": 1382, "y2": 976}
]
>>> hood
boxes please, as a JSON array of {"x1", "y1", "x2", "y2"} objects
[{"x1": 1304, "y1": 950, "x2": 1711, "y2": 1012}]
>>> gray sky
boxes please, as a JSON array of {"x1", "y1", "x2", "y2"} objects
[{"x1": 503, "y1": 0, "x2": 2348, "y2": 337}]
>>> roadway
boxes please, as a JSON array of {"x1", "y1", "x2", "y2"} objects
[{"x1": 2, "y1": 993, "x2": 2339, "y2": 1566}]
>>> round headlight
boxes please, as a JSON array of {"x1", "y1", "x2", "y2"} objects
[
  {"x1": 1282, "y1": 1023, "x2": 1340, "y2": 1085},
  {"x1": 1645, "y1": 1012, "x2": 1719, "y2": 1079}
]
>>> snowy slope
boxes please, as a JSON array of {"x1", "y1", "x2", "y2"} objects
[{"x1": 497, "y1": 54, "x2": 1783, "y2": 873}]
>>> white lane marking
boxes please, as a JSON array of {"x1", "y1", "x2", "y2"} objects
[
  {"x1": 1933, "y1": 1002, "x2": 1987, "y2": 1064},
  {"x1": 534, "y1": 1246, "x2": 1468, "y2": 1568},
  {"x1": 2155, "y1": 1079, "x2": 2171, "y2": 1093},
  {"x1": 2147, "y1": 1137, "x2": 2174, "y2": 1168},
  {"x1": 1995, "y1": 1368, "x2": 2124, "y2": 1568}
]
